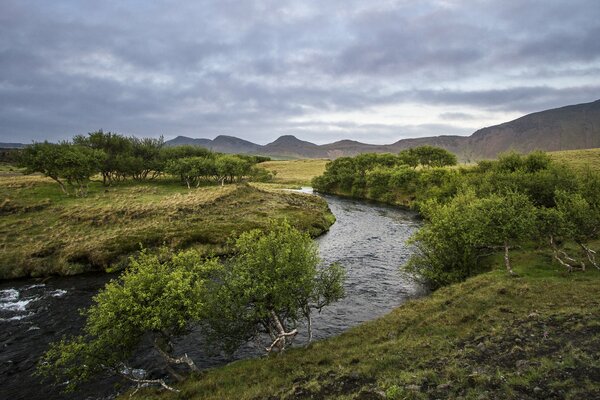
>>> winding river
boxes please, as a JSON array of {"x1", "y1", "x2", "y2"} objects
[{"x1": 0, "y1": 190, "x2": 425, "y2": 400}]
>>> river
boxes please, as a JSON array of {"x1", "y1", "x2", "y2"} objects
[{"x1": 0, "y1": 190, "x2": 425, "y2": 399}]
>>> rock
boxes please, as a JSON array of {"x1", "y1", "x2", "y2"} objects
[
  {"x1": 437, "y1": 383, "x2": 451, "y2": 391},
  {"x1": 476, "y1": 342, "x2": 486, "y2": 351},
  {"x1": 533, "y1": 386, "x2": 543, "y2": 394},
  {"x1": 516, "y1": 359, "x2": 528, "y2": 369}
]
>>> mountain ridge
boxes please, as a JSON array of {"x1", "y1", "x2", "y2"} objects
[{"x1": 165, "y1": 99, "x2": 600, "y2": 159}]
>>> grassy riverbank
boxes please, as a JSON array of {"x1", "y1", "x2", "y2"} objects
[
  {"x1": 0, "y1": 175, "x2": 334, "y2": 279},
  {"x1": 129, "y1": 248, "x2": 600, "y2": 399},
  {"x1": 258, "y1": 159, "x2": 329, "y2": 186}
]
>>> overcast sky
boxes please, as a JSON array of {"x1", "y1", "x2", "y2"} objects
[{"x1": 1, "y1": 0, "x2": 599, "y2": 145}]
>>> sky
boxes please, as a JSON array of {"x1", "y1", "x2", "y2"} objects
[{"x1": 1, "y1": 0, "x2": 599, "y2": 145}]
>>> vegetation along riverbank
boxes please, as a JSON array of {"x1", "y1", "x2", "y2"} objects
[
  {"x1": 0, "y1": 131, "x2": 335, "y2": 280},
  {"x1": 123, "y1": 147, "x2": 600, "y2": 399}
]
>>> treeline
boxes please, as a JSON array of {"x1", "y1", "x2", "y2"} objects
[
  {"x1": 314, "y1": 148, "x2": 600, "y2": 288},
  {"x1": 312, "y1": 146, "x2": 458, "y2": 205},
  {"x1": 17, "y1": 130, "x2": 271, "y2": 196}
]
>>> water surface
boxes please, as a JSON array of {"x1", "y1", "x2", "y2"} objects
[{"x1": 0, "y1": 191, "x2": 424, "y2": 399}]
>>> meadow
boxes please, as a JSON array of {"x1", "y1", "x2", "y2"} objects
[
  {"x1": 0, "y1": 174, "x2": 334, "y2": 279},
  {"x1": 257, "y1": 159, "x2": 329, "y2": 186}
]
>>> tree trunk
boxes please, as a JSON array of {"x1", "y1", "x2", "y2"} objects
[
  {"x1": 504, "y1": 240, "x2": 513, "y2": 275},
  {"x1": 153, "y1": 338, "x2": 201, "y2": 375},
  {"x1": 579, "y1": 242, "x2": 599, "y2": 270},
  {"x1": 265, "y1": 310, "x2": 298, "y2": 353}
]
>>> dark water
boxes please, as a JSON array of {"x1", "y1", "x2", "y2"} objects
[{"x1": 0, "y1": 190, "x2": 425, "y2": 399}]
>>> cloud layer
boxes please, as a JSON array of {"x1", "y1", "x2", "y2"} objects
[{"x1": 1, "y1": 0, "x2": 599, "y2": 144}]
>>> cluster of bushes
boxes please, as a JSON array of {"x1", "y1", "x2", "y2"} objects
[
  {"x1": 17, "y1": 130, "x2": 271, "y2": 195},
  {"x1": 408, "y1": 152, "x2": 600, "y2": 287},
  {"x1": 37, "y1": 220, "x2": 345, "y2": 393},
  {"x1": 312, "y1": 146, "x2": 458, "y2": 205},
  {"x1": 315, "y1": 148, "x2": 600, "y2": 288}
]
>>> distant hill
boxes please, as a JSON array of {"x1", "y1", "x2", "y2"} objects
[
  {"x1": 5, "y1": 99, "x2": 595, "y2": 160},
  {"x1": 0, "y1": 143, "x2": 25, "y2": 149},
  {"x1": 261, "y1": 135, "x2": 327, "y2": 158},
  {"x1": 165, "y1": 99, "x2": 600, "y2": 160},
  {"x1": 466, "y1": 99, "x2": 600, "y2": 159}
]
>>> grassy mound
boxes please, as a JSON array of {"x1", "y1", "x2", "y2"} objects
[
  {"x1": 0, "y1": 176, "x2": 334, "y2": 279},
  {"x1": 129, "y1": 248, "x2": 600, "y2": 400}
]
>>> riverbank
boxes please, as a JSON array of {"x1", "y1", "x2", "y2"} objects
[
  {"x1": 130, "y1": 248, "x2": 600, "y2": 399},
  {"x1": 0, "y1": 176, "x2": 334, "y2": 279}
]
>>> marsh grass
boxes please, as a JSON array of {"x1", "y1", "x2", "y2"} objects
[
  {"x1": 0, "y1": 176, "x2": 334, "y2": 279},
  {"x1": 127, "y1": 245, "x2": 600, "y2": 399},
  {"x1": 258, "y1": 159, "x2": 329, "y2": 186}
]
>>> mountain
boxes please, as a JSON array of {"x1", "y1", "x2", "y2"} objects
[
  {"x1": 467, "y1": 99, "x2": 600, "y2": 159},
  {"x1": 261, "y1": 135, "x2": 327, "y2": 158},
  {"x1": 209, "y1": 135, "x2": 263, "y2": 154},
  {"x1": 164, "y1": 135, "x2": 262, "y2": 154},
  {"x1": 166, "y1": 136, "x2": 212, "y2": 147},
  {"x1": 0, "y1": 143, "x2": 25, "y2": 149},
  {"x1": 161, "y1": 99, "x2": 600, "y2": 160}
]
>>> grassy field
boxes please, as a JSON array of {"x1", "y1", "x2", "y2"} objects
[
  {"x1": 0, "y1": 175, "x2": 335, "y2": 279},
  {"x1": 129, "y1": 248, "x2": 600, "y2": 400},
  {"x1": 549, "y1": 148, "x2": 600, "y2": 173},
  {"x1": 258, "y1": 159, "x2": 329, "y2": 186}
]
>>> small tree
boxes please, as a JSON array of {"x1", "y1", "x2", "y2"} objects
[
  {"x1": 477, "y1": 191, "x2": 536, "y2": 274},
  {"x1": 19, "y1": 142, "x2": 104, "y2": 196},
  {"x1": 37, "y1": 249, "x2": 221, "y2": 393},
  {"x1": 206, "y1": 220, "x2": 345, "y2": 353}
]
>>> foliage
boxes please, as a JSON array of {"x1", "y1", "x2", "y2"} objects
[
  {"x1": 398, "y1": 145, "x2": 457, "y2": 168},
  {"x1": 37, "y1": 249, "x2": 222, "y2": 391},
  {"x1": 126, "y1": 261, "x2": 600, "y2": 400},
  {"x1": 18, "y1": 141, "x2": 104, "y2": 196},
  {"x1": 204, "y1": 220, "x2": 345, "y2": 353}
]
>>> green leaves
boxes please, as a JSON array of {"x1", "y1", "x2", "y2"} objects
[{"x1": 37, "y1": 248, "x2": 221, "y2": 390}]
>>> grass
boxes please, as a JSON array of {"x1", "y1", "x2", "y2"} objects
[
  {"x1": 549, "y1": 148, "x2": 600, "y2": 173},
  {"x1": 129, "y1": 248, "x2": 600, "y2": 399},
  {"x1": 258, "y1": 159, "x2": 329, "y2": 186},
  {"x1": 0, "y1": 175, "x2": 335, "y2": 279}
]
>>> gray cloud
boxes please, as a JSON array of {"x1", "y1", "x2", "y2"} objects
[{"x1": 0, "y1": 0, "x2": 599, "y2": 144}]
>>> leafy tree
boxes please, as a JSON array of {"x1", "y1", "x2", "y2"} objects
[
  {"x1": 554, "y1": 190, "x2": 600, "y2": 270},
  {"x1": 128, "y1": 136, "x2": 165, "y2": 180},
  {"x1": 73, "y1": 130, "x2": 133, "y2": 185},
  {"x1": 399, "y1": 146, "x2": 457, "y2": 168},
  {"x1": 476, "y1": 191, "x2": 536, "y2": 274},
  {"x1": 406, "y1": 191, "x2": 486, "y2": 288},
  {"x1": 19, "y1": 142, "x2": 104, "y2": 196},
  {"x1": 214, "y1": 154, "x2": 253, "y2": 184},
  {"x1": 37, "y1": 249, "x2": 221, "y2": 392},
  {"x1": 205, "y1": 220, "x2": 345, "y2": 353}
]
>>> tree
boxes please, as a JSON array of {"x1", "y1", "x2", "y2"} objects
[
  {"x1": 398, "y1": 146, "x2": 457, "y2": 168},
  {"x1": 19, "y1": 142, "x2": 104, "y2": 196},
  {"x1": 205, "y1": 220, "x2": 345, "y2": 353},
  {"x1": 476, "y1": 191, "x2": 536, "y2": 274},
  {"x1": 405, "y1": 191, "x2": 486, "y2": 288},
  {"x1": 37, "y1": 249, "x2": 222, "y2": 392},
  {"x1": 554, "y1": 190, "x2": 600, "y2": 270},
  {"x1": 73, "y1": 130, "x2": 133, "y2": 185}
]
